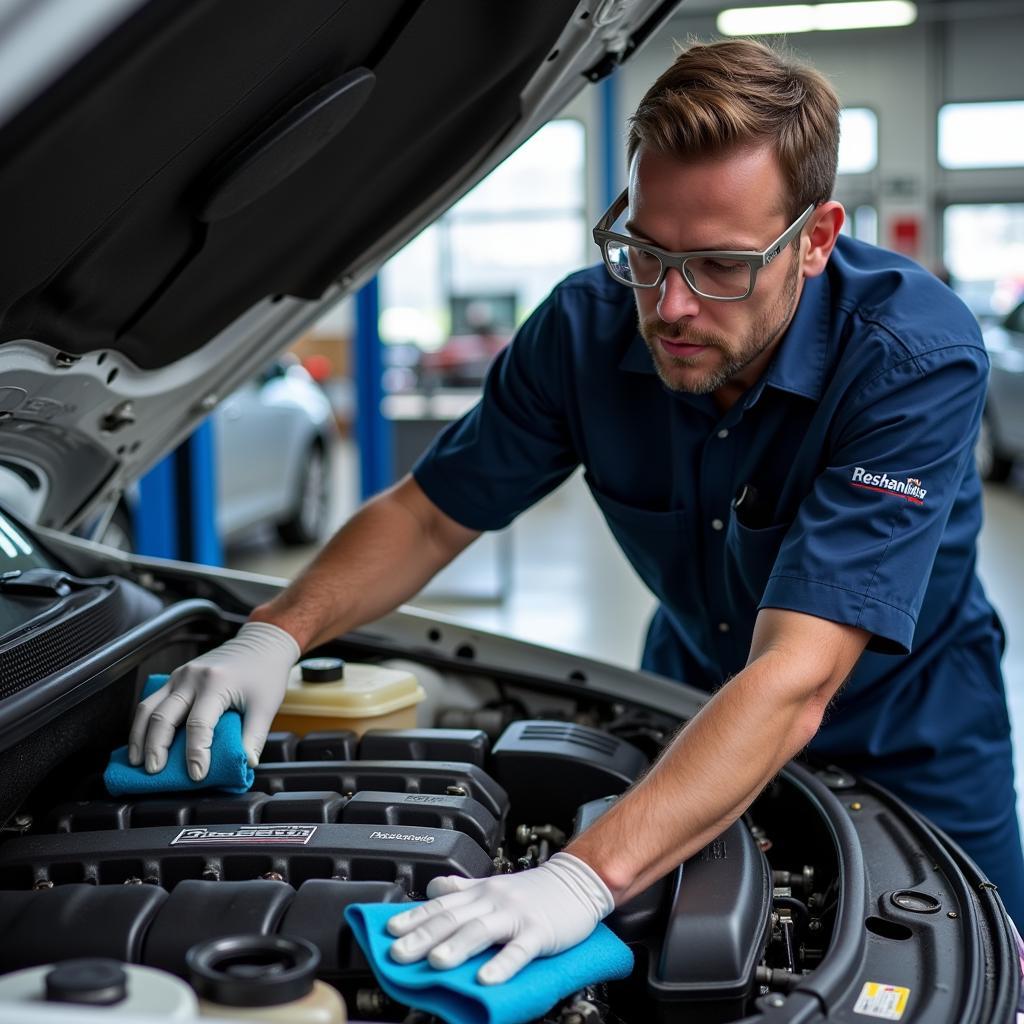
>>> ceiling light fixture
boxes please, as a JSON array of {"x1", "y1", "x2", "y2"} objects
[{"x1": 716, "y1": 1, "x2": 917, "y2": 36}]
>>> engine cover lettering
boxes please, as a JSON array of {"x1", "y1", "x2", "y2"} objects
[
  {"x1": 369, "y1": 830, "x2": 436, "y2": 844},
  {"x1": 170, "y1": 825, "x2": 317, "y2": 846}
]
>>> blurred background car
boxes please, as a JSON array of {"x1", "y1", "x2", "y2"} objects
[
  {"x1": 977, "y1": 299, "x2": 1024, "y2": 482},
  {"x1": 99, "y1": 357, "x2": 339, "y2": 551}
]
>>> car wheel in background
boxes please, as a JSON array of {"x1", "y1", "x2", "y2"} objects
[
  {"x1": 276, "y1": 442, "x2": 330, "y2": 546},
  {"x1": 976, "y1": 410, "x2": 1014, "y2": 482}
]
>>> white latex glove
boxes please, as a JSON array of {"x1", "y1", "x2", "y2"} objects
[
  {"x1": 128, "y1": 621, "x2": 300, "y2": 781},
  {"x1": 386, "y1": 852, "x2": 614, "y2": 985}
]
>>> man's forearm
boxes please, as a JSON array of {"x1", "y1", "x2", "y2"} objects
[
  {"x1": 248, "y1": 475, "x2": 479, "y2": 652},
  {"x1": 565, "y1": 631, "x2": 853, "y2": 904}
]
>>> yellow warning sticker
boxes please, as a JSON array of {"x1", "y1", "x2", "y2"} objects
[{"x1": 853, "y1": 982, "x2": 911, "y2": 1020}]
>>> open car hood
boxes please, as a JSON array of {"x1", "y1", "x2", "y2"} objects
[{"x1": 0, "y1": 0, "x2": 679, "y2": 531}]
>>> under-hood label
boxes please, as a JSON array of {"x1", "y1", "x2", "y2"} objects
[
  {"x1": 170, "y1": 826, "x2": 317, "y2": 846},
  {"x1": 853, "y1": 982, "x2": 910, "y2": 1020}
]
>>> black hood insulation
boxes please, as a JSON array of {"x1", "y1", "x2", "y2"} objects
[{"x1": 0, "y1": 0, "x2": 577, "y2": 369}]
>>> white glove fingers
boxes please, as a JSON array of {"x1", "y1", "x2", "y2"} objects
[
  {"x1": 141, "y1": 688, "x2": 195, "y2": 773},
  {"x1": 390, "y1": 900, "x2": 492, "y2": 964},
  {"x1": 427, "y1": 913, "x2": 509, "y2": 970},
  {"x1": 183, "y1": 690, "x2": 231, "y2": 781},
  {"x1": 239, "y1": 702, "x2": 279, "y2": 769},
  {"x1": 425, "y1": 873, "x2": 479, "y2": 899},
  {"x1": 477, "y1": 936, "x2": 541, "y2": 985},
  {"x1": 127, "y1": 683, "x2": 173, "y2": 764},
  {"x1": 386, "y1": 887, "x2": 478, "y2": 937}
]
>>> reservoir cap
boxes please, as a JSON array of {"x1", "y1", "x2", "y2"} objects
[
  {"x1": 187, "y1": 935, "x2": 318, "y2": 1007},
  {"x1": 299, "y1": 657, "x2": 346, "y2": 684},
  {"x1": 45, "y1": 960, "x2": 128, "y2": 1005}
]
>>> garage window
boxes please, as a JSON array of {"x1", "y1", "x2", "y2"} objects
[
  {"x1": 380, "y1": 120, "x2": 587, "y2": 353},
  {"x1": 837, "y1": 107, "x2": 878, "y2": 175},
  {"x1": 943, "y1": 203, "x2": 1024, "y2": 318},
  {"x1": 939, "y1": 101, "x2": 1024, "y2": 169}
]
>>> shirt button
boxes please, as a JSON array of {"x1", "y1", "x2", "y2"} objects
[
  {"x1": 718, "y1": 622, "x2": 731, "y2": 633},
  {"x1": 717, "y1": 429, "x2": 729, "y2": 439},
  {"x1": 711, "y1": 518, "x2": 724, "y2": 531}
]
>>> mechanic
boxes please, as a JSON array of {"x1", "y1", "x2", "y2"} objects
[{"x1": 129, "y1": 39, "x2": 1024, "y2": 981}]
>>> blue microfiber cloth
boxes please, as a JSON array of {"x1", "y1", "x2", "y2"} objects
[
  {"x1": 103, "y1": 674, "x2": 254, "y2": 796},
  {"x1": 344, "y1": 902, "x2": 634, "y2": 1024}
]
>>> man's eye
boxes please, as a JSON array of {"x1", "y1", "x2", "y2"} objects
[{"x1": 702, "y1": 259, "x2": 745, "y2": 274}]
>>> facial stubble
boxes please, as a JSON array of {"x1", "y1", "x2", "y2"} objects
[{"x1": 639, "y1": 254, "x2": 801, "y2": 395}]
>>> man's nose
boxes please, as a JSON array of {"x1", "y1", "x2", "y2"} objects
[{"x1": 656, "y1": 267, "x2": 701, "y2": 323}]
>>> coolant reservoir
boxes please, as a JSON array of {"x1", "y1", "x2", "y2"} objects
[
  {"x1": 271, "y1": 657, "x2": 425, "y2": 738},
  {"x1": 0, "y1": 959, "x2": 198, "y2": 1018}
]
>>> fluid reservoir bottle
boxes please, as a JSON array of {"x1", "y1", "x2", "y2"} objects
[
  {"x1": 188, "y1": 934, "x2": 346, "y2": 1024},
  {"x1": 271, "y1": 657, "x2": 425, "y2": 737},
  {"x1": 0, "y1": 959, "x2": 198, "y2": 1018}
]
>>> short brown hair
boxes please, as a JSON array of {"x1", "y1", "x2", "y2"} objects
[{"x1": 627, "y1": 39, "x2": 840, "y2": 220}]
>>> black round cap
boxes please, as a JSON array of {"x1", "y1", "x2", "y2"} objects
[
  {"x1": 186, "y1": 935, "x2": 319, "y2": 1007},
  {"x1": 299, "y1": 656, "x2": 346, "y2": 684},
  {"x1": 45, "y1": 960, "x2": 128, "y2": 1006}
]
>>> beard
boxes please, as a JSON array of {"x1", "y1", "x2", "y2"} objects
[{"x1": 638, "y1": 254, "x2": 801, "y2": 395}]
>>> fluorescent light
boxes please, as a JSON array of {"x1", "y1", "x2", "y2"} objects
[{"x1": 717, "y1": 1, "x2": 917, "y2": 36}]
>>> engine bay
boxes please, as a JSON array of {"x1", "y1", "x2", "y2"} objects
[{"x1": 0, "y1": 564, "x2": 1017, "y2": 1023}]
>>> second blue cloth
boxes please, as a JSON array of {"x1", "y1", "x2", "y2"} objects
[
  {"x1": 104, "y1": 674, "x2": 254, "y2": 796},
  {"x1": 344, "y1": 902, "x2": 634, "y2": 1024}
]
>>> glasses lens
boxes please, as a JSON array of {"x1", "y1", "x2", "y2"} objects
[
  {"x1": 604, "y1": 241, "x2": 662, "y2": 286},
  {"x1": 683, "y1": 257, "x2": 753, "y2": 298}
]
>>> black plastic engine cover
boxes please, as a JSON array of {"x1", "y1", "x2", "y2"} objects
[
  {"x1": 253, "y1": 760, "x2": 508, "y2": 821},
  {"x1": 491, "y1": 721, "x2": 648, "y2": 829},
  {"x1": 0, "y1": 823, "x2": 494, "y2": 894},
  {"x1": 342, "y1": 791, "x2": 500, "y2": 855},
  {"x1": 0, "y1": 882, "x2": 167, "y2": 971},
  {"x1": 358, "y1": 728, "x2": 490, "y2": 767},
  {"x1": 0, "y1": 878, "x2": 408, "y2": 980},
  {"x1": 47, "y1": 789, "x2": 500, "y2": 854},
  {"x1": 647, "y1": 819, "x2": 772, "y2": 1014},
  {"x1": 143, "y1": 878, "x2": 294, "y2": 976},
  {"x1": 277, "y1": 878, "x2": 407, "y2": 978}
]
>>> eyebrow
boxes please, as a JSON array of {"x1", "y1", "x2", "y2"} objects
[{"x1": 622, "y1": 219, "x2": 759, "y2": 252}]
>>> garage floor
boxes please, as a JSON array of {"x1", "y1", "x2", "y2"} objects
[{"x1": 228, "y1": 440, "x2": 1024, "y2": 827}]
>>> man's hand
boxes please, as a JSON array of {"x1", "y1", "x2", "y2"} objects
[
  {"x1": 386, "y1": 852, "x2": 614, "y2": 984},
  {"x1": 128, "y1": 622, "x2": 300, "y2": 780}
]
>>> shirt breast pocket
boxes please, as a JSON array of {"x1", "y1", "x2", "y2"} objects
[
  {"x1": 725, "y1": 511, "x2": 792, "y2": 607},
  {"x1": 583, "y1": 473, "x2": 693, "y2": 610}
]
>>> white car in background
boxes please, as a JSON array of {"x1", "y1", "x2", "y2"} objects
[
  {"x1": 978, "y1": 299, "x2": 1024, "y2": 482},
  {"x1": 98, "y1": 357, "x2": 338, "y2": 553}
]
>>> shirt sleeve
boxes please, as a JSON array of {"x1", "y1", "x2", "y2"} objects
[
  {"x1": 760, "y1": 342, "x2": 989, "y2": 654},
  {"x1": 411, "y1": 289, "x2": 579, "y2": 531}
]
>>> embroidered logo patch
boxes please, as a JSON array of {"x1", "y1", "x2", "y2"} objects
[{"x1": 850, "y1": 467, "x2": 927, "y2": 504}]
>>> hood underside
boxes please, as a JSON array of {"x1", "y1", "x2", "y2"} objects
[{"x1": 0, "y1": 0, "x2": 679, "y2": 529}]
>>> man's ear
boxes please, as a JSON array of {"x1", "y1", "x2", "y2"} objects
[{"x1": 802, "y1": 201, "x2": 845, "y2": 278}]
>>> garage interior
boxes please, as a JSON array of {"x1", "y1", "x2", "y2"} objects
[
  {"x1": 2, "y1": 0, "x2": 1024, "y2": 1017},
  {"x1": 217, "y1": 0, "x2": 1024, "y2": 825}
]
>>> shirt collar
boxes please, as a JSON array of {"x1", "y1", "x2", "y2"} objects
[
  {"x1": 753, "y1": 268, "x2": 832, "y2": 405},
  {"x1": 617, "y1": 270, "x2": 833, "y2": 407}
]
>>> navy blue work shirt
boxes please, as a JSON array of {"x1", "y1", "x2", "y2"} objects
[{"x1": 413, "y1": 236, "x2": 1006, "y2": 770}]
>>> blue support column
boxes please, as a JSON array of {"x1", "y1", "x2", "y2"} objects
[
  {"x1": 135, "y1": 421, "x2": 221, "y2": 565},
  {"x1": 183, "y1": 420, "x2": 223, "y2": 567},
  {"x1": 136, "y1": 454, "x2": 179, "y2": 559},
  {"x1": 600, "y1": 73, "x2": 621, "y2": 210},
  {"x1": 354, "y1": 276, "x2": 393, "y2": 500}
]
